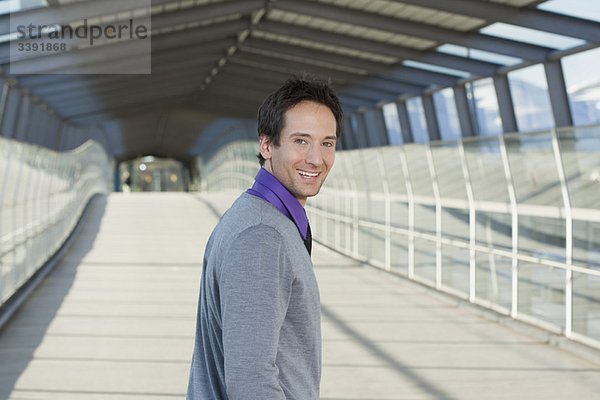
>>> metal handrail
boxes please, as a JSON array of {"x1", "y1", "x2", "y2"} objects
[{"x1": 197, "y1": 126, "x2": 600, "y2": 350}]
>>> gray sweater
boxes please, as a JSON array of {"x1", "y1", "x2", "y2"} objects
[{"x1": 187, "y1": 193, "x2": 321, "y2": 399}]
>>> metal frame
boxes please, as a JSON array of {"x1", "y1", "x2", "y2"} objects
[
  {"x1": 396, "y1": 0, "x2": 600, "y2": 42},
  {"x1": 273, "y1": 0, "x2": 553, "y2": 60},
  {"x1": 422, "y1": 93, "x2": 441, "y2": 141},
  {"x1": 544, "y1": 60, "x2": 574, "y2": 127},
  {"x1": 493, "y1": 75, "x2": 518, "y2": 133},
  {"x1": 551, "y1": 128, "x2": 573, "y2": 337}
]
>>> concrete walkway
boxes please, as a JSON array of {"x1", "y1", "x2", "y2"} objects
[{"x1": 0, "y1": 193, "x2": 599, "y2": 400}]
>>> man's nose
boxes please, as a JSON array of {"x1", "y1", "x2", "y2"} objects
[{"x1": 306, "y1": 144, "x2": 323, "y2": 166}]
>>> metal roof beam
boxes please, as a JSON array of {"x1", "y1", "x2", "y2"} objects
[
  {"x1": 240, "y1": 38, "x2": 459, "y2": 88},
  {"x1": 395, "y1": 0, "x2": 600, "y2": 43},
  {"x1": 50, "y1": 79, "x2": 204, "y2": 111},
  {"x1": 242, "y1": 37, "x2": 392, "y2": 74},
  {"x1": 56, "y1": 75, "x2": 268, "y2": 115},
  {"x1": 221, "y1": 63, "x2": 296, "y2": 84},
  {"x1": 201, "y1": 86, "x2": 270, "y2": 104},
  {"x1": 38, "y1": 62, "x2": 217, "y2": 101},
  {"x1": 35, "y1": 58, "x2": 218, "y2": 96},
  {"x1": 338, "y1": 94, "x2": 373, "y2": 109},
  {"x1": 382, "y1": 66, "x2": 458, "y2": 87},
  {"x1": 67, "y1": 93, "x2": 194, "y2": 123},
  {"x1": 257, "y1": 20, "x2": 499, "y2": 76},
  {"x1": 56, "y1": 86, "x2": 204, "y2": 118},
  {"x1": 150, "y1": 18, "x2": 245, "y2": 51},
  {"x1": 152, "y1": 0, "x2": 263, "y2": 31},
  {"x1": 223, "y1": 63, "x2": 420, "y2": 103},
  {"x1": 338, "y1": 87, "x2": 398, "y2": 104},
  {"x1": 352, "y1": 77, "x2": 425, "y2": 97},
  {"x1": 70, "y1": 93, "x2": 257, "y2": 124},
  {"x1": 231, "y1": 51, "x2": 359, "y2": 83},
  {"x1": 211, "y1": 74, "x2": 281, "y2": 93},
  {"x1": 41, "y1": 51, "x2": 219, "y2": 78},
  {"x1": 273, "y1": 0, "x2": 552, "y2": 60}
]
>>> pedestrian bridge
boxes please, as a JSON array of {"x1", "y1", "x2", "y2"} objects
[
  {"x1": 2, "y1": 0, "x2": 600, "y2": 398},
  {"x1": 1, "y1": 191, "x2": 599, "y2": 399}
]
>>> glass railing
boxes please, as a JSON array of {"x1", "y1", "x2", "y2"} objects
[
  {"x1": 0, "y1": 137, "x2": 112, "y2": 308},
  {"x1": 197, "y1": 126, "x2": 600, "y2": 349}
]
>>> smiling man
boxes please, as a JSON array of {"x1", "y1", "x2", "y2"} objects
[{"x1": 187, "y1": 77, "x2": 343, "y2": 400}]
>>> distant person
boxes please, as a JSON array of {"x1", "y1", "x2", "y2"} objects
[
  {"x1": 123, "y1": 175, "x2": 132, "y2": 193},
  {"x1": 187, "y1": 77, "x2": 343, "y2": 399}
]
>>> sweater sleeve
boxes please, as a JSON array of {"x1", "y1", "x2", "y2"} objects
[{"x1": 219, "y1": 224, "x2": 293, "y2": 399}]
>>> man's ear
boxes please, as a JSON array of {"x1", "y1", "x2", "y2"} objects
[{"x1": 258, "y1": 134, "x2": 272, "y2": 161}]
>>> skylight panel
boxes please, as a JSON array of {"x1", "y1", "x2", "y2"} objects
[
  {"x1": 480, "y1": 22, "x2": 585, "y2": 50},
  {"x1": 403, "y1": 60, "x2": 471, "y2": 78},
  {"x1": 437, "y1": 44, "x2": 522, "y2": 66},
  {"x1": 538, "y1": 0, "x2": 600, "y2": 23}
]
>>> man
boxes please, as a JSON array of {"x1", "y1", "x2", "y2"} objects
[{"x1": 187, "y1": 77, "x2": 343, "y2": 399}]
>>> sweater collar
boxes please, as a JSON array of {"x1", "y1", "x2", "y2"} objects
[{"x1": 246, "y1": 168, "x2": 309, "y2": 240}]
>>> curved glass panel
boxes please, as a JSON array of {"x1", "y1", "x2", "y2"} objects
[
  {"x1": 0, "y1": 138, "x2": 111, "y2": 306},
  {"x1": 433, "y1": 88, "x2": 462, "y2": 141},
  {"x1": 467, "y1": 78, "x2": 503, "y2": 136},
  {"x1": 406, "y1": 97, "x2": 429, "y2": 143},
  {"x1": 508, "y1": 64, "x2": 555, "y2": 131},
  {"x1": 562, "y1": 47, "x2": 600, "y2": 126},
  {"x1": 382, "y1": 102, "x2": 403, "y2": 145}
]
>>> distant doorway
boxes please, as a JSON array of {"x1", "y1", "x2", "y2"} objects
[{"x1": 119, "y1": 156, "x2": 189, "y2": 192}]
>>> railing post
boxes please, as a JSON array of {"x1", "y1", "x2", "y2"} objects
[
  {"x1": 551, "y1": 127, "x2": 573, "y2": 337},
  {"x1": 499, "y1": 135, "x2": 519, "y2": 318},
  {"x1": 375, "y1": 149, "x2": 391, "y2": 271},
  {"x1": 0, "y1": 80, "x2": 10, "y2": 133},
  {"x1": 359, "y1": 151, "x2": 372, "y2": 263},
  {"x1": 426, "y1": 145, "x2": 442, "y2": 290},
  {"x1": 458, "y1": 140, "x2": 477, "y2": 302},
  {"x1": 399, "y1": 146, "x2": 415, "y2": 278}
]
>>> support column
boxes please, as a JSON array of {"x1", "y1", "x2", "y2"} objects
[
  {"x1": 0, "y1": 78, "x2": 10, "y2": 134},
  {"x1": 396, "y1": 99, "x2": 413, "y2": 143},
  {"x1": 28, "y1": 103, "x2": 44, "y2": 145},
  {"x1": 422, "y1": 93, "x2": 441, "y2": 141},
  {"x1": 545, "y1": 59, "x2": 573, "y2": 127},
  {"x1": 493, "y1": 75, "x2": 518, "y2": 133},
  {"x1": 14, "y1": 92, "x2": 32, "y2": 141},
  {"x1": 54, "y1": 121, "x2": 66, "y2": 151},
  {"x1": 44, "y1": 113, "x2": 61, "y2": 149},
  {"x1": 1, "y1": 83, "x2": 21, "y2": 138},
  {"x1": 372, "y1": 107, "x2": 390, "y2": 146},
  {"x1": 453, "y1": 85, "x2": 476, "y2": 137},
  {"x1": 340, "y1": 115, "x2": 354, "y2": 150},
  {"x1": 355, "y1": 111, "x2": 370, "y2": 148}
]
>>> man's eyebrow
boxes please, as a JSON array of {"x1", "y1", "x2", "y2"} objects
[{"x1": 290, "y1": 132, "x2": 337, "y2": 140}]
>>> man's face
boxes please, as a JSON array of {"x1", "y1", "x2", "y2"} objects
[{"x1": 259, "y1": 100, "x2": 337, "y2": 206}]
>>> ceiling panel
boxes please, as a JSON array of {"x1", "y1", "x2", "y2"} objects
[{"x1": 1, "y1": 0, "x2": 594, "y2": 160}]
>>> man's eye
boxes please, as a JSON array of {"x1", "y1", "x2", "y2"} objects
[
  {"x1": 323, "y1": 142, "x2": 334, "y2": 147},
  {"x1": 295, "y1": 139, "x2": 307, "y2": 145}
]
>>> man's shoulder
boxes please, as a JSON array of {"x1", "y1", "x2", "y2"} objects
[
  {"x1": 210, "y1": 193, "x2": 298, "y2": 246},
  {"x1": 223, "y1": 192, "x2": 292, "y2": 228}
]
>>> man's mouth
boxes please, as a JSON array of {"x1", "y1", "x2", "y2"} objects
[{"x1": 298, "y1": 170, "x2": 320, "y2": 178}]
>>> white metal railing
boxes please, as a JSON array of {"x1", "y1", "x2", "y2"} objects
[
  {"x1": 0, "y1": 137, "x2": 112, "y2": 307},
  {"x1": 198, "y1": 126, "x2": 600, "y2": 350}
]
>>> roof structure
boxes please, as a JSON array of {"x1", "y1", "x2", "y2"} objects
[{"x1": 0, "y1": 0, "x2": 598, "y2": 160}]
